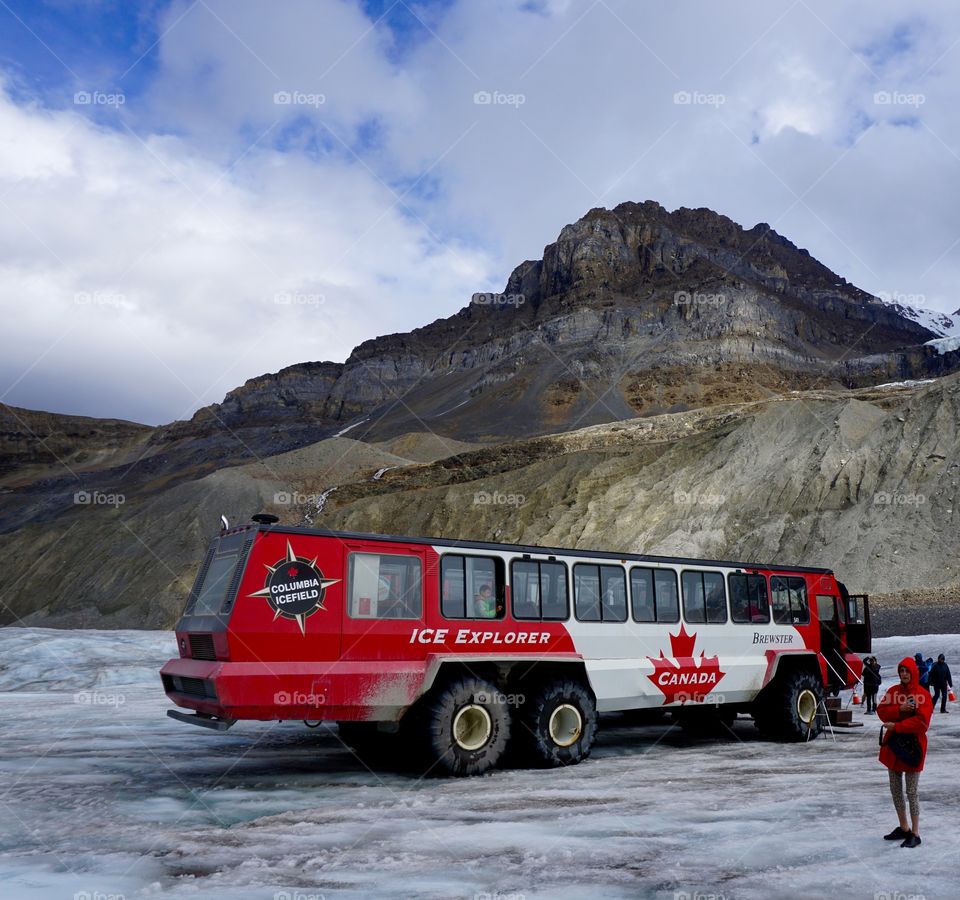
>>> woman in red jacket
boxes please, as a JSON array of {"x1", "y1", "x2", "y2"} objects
[{"x1": 877, "y1": 656, "x2": 933, "y2": 848}]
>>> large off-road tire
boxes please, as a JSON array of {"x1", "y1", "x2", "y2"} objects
[
  {"x1": 753, "y1": 670, "x2": 824, "y2": 742},
  {"x1": 512, "y1": 679, "x2": 598, "y2": 768},
  {"x1": 420, "y1": 677, "x2": 510, "y2": 776}
]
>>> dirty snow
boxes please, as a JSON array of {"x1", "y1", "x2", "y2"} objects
[{"x1": 0, "y1": 629, "x2": 958, "y2": 899}]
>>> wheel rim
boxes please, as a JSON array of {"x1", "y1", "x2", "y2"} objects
[
  {"x1": 549, "y1": 703, "x2": 583, "y2": 747},
  {"x1": 797, "y1": 688, "x2": 818, "y2": 725},
  {"x1": 452, "y1": 704, "x2": 493, "y2": 751}
]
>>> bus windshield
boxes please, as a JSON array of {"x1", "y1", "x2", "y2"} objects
[{"x1": 192, "y1": 551, "x2": 242, "y2": 617}]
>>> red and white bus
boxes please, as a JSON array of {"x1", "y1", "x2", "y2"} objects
[{"x1": 161, "y1": 516, "x2": 871, "y2": 775}]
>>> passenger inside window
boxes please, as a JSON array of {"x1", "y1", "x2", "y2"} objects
[{"x1": 472, "y1": 583, "x2": 496, "y2": 618}]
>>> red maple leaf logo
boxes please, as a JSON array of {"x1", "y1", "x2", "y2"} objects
[
  {"x1": 647, "y1": 624, "x2": 726, "y2": 705},
  {"x1": 287, "y1": 566, "x2": 299, "y2": 577}
]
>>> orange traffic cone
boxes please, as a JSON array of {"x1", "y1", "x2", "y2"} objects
[{"x1": 852, "y1": 686, "x2": 861, "y2": 705}]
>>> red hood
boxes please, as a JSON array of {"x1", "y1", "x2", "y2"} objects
[{"x1": 898, "y1": 656, "x2": 920, "y2": 686}]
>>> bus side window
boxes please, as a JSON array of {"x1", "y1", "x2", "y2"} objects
[
  {"x1": 749, "y1": 575, "x2": 770, "y2": 623},
  {"x1": 511, "y1": 560, "x2": 541, "y2": 619},
  {"x1": 440, "y1": 554, "x2": 504, "y2": 620},
  {"x1": 600, "y1": 565, "x2": 627, "y2": 622},
  {"x1": 654, "y1": 570, "x2": 680, "y2": 622},
  {"x1": 704, "y1": 572, "x2": 727, "y2": 623},
  {"x1": 787, "y1": 577, "x2": 809, "y2": 624},
  {"x1": 348, "y1": 553, "x2": 422, "y2": 619},
  {"x1": 630, "y1": 567, "x2": 655, "y2": 622},
  {"x1": 540, "y1": 562, "x2": 569, "y2": 620},
  {"x1": 681, "y1": 571, "x2": 706, "y2": 623},
  {"x1": 771, "y1": 576, "x2": 791, "y2": 624},
  {"x1": 729, "y1": 574, "x2": 770, "y2": 624},
  {"x1": 574, "y1": 564, "x2": 601, "y2": 622},
  {"x1": 631, "y1": 567, "x2": 680, "y2": 623}
]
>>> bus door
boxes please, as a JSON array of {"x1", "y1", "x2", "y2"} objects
[
  {"x1": 340, "y1": 541, "x2": 429, "y2": 661},
  {"x1": 839, "y1": 583, "x2": 871, "y2": 654},
  {"x1": 816, "y1": 594, "x2": 847, "y2": 692}
]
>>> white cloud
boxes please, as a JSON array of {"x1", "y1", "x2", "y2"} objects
[{"x1": 0, "y1": 82, "x2": 491, "y2": 424}]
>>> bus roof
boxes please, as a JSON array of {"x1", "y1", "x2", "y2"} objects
[{"x1": 233, "y1": 523, "x2": 834, "y2": 575}]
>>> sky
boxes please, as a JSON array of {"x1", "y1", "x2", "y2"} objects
[{"x1": 1, "y1": 0, "x2": 959, "y2": 425}]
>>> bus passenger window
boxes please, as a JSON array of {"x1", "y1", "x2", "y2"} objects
[
  {"x1": 440, "y1": 554, "x2": 504, "y2": 620},
  {"x1": 348, "y1": 553, "x2": 422, "y2": 619},
  {"x1": 682, "y1": 571, "x2": 706, "y2": 623},
  {"x1": 574, "y1": 565, "x2": 601, "y2": 621},
  {"x1": 771, "y1": 576, "x2": 808, "y2": 625},
  {"x1": 575, "y1": 564, "x2": 627, "y2": 622},
  {"x1": 729, "y1": 574, "x2": 770, "y2": 624},
  {"x1": 630, "y1": 568, "x2": 655, "y2": 622},
  {"x1": 704, "y1": 572, "x2": 727, "y2": 623},
  {"x1": 511, "y1": 560, "x2": 541, "y2": 619},
  {"x1": 654, "y1": 570, "x2": 680, "y2": 622},
  {"x1": 540, "y1": 562, "x2": 569, "y2": 620}
]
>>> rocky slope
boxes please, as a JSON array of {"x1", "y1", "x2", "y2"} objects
[{"x1": 3, "y1": 375, "x2": 959, "y2": 628}]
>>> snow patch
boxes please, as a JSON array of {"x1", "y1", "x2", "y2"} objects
[
  {"x1": 333, "y1": 418, "x2": 368, "y2": 437},
  {"x1": 925, "y1": 335, "x2": 960, "y2": 355}
]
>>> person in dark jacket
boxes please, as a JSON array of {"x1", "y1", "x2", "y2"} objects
[
  {"x1": 929, "y1": 654, "x2": 953, "y2": 713},
  {"x1": 878, "y1": 657, "x2": 932, "y2": 848},
  {"x1": 914, "y1": 653, "x2": 932, "y2": 693},
  {"x1": 862, "y1": 656, "x2": 882, "y2": 714}
]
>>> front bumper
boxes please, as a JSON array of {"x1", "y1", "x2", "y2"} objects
[{"x1": 160, "y1": 657, "x2": 428, "y2": 723}]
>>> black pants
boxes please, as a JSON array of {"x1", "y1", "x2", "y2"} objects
[
  {"x1": 932, "y1": 684, "x2": 949, "y2": 712},
  {"x1": 864, "y1": 690, "x2": 878, "y2": 712}
]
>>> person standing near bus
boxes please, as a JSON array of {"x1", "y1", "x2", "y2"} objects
[
  {"x1": 862, "y1": 656, "x2": 881, "y2": 714},
  {"x1": 929, "y1": 654, "x2": 953, "y2": 714},
  {"x1": 878, "y1": 657, "x2": 933, "y2": 848}
]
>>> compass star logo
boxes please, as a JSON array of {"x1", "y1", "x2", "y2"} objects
[
  {"x1": 647, "y1": 624, "x2": 726, "y2": 705},
  {"x1": 248, "y1": 541, "x2": 339, "y2": 634}
]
